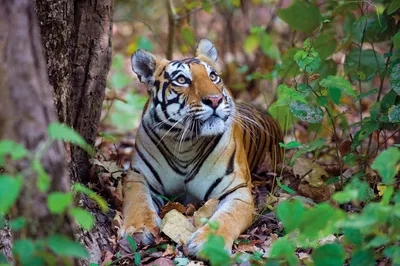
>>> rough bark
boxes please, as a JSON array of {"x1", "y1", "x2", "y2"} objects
[
  {"x1": 34, "y1": 1, "x2": 114, "y2": 265},
  {"x1": 0, "y1": 0, "x2": 76, "y2": 263},
  {"x1": 35, "y1": 0, "x2": 113, "y2": 184}
]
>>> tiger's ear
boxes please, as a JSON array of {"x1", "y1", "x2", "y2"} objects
[
  {"x1": 196, "y1": 39, "x2": 218, "y2": 63},
  {"x1": 131, "y1": 50, "x2": 157, "y2": 85}
]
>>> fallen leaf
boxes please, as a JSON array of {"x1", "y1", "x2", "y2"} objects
[
  {"x1": 112, "y1": 210, "x2": 123, "y2": 233},
  {"x1": 185, "y1": 204, "x2": 196, "y2": 216},
  {"x1": 339, "y1": 140, "x2": 352, "y2": 155},
  {"x1": 160, "y1": 209, "x2": 196, "y2": 245},
  {"x1": 294, "y1": 158, "x2": 335, "y2": 202},
  {"x1": 101, "y1": 250, "x2": 114, "y2": 266},
  {"x1": 194, "y1": 198, "x2": 219, "y2": 228},
  {"x1": 90, "y1": 158, "x2": 124, "y2": 179},
  {"x1": 293, "y1": 158, "x2": 329, "y2": 187},
  {"x1": 318, "y1": 234, "x2": 337, "y2": 245},
  {"x1": 377, "y1": 184, "x2": 387, "y2": 196},
  {"x1": 236, "y1": 243, "x2": 256, "y2": 253},
  {"x1": 160, "y1": 202, "x2": 186, "y2": 218},
  {"x1": 162, "y1": 244, "x2": 176, "y2": 257}
]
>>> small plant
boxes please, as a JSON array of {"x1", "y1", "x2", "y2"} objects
[{"x1": 0, "y1": 123, "x2": 108, "y2": 265}]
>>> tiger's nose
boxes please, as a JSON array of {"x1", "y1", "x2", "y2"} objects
[{"x1": 201, "y1": 94, "x2": 223, "y2": 109}]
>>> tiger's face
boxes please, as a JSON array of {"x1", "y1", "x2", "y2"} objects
[{"x1": 131, "y1": 39, "x2": 234, "y2": 137}]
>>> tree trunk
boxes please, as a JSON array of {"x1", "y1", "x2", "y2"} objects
[
  {"x1": 35, "y1": 0, "x2": 113, "y2": 184},
  {"x1": 34, "y1": 1, "x2": 114, "y2": 265},
  {"x1": 0, "y1": 0, "x2": 76, "y2": 264}
]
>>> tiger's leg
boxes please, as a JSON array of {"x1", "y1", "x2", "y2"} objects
[
  {"x1": 119, "y1": 169, "x2": 161, "y2": 245},
  {"x1": 187, "y1": 184, "x2": 254, "y2": 255}
]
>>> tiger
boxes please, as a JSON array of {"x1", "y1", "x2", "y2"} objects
[{"x1": 119, "y1": 39, "x2": 283, "y2": 256}]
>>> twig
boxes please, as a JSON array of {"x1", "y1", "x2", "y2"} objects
[{"x1": 166, "y1": 0, "x2": 176, "y2": 60}]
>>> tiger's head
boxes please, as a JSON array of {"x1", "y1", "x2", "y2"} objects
[{"x1": 131, "y1": 39, "x2": 234, "y2": 137}]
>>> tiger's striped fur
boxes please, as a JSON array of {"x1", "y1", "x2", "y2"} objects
[{"x1": 120, "y1": 39, "x2": 283, "y2": 255}]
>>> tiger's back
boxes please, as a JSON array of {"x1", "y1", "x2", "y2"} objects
[{"x1": 235, "y1": 102, "x2": 283, "y2": 173}]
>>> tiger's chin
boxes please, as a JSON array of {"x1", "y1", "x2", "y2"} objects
[{"x1": 198, "y1": 116, "x2": 229, "y2": 137}]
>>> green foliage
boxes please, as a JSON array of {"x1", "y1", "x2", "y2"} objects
[
  {"x1": 278, "y1": 2, "x2": 321, "y2": 33},
  {"x1": 0, "y1": 174, "x2": 23, "y2": 213},
  {"x1": 47, "y1": 235, "x2": 88, "y2": 259},
  {"x1": 47, "y1": 192, "x2": 73, "y2": 214},
  {"x1": 48, "y1": 123, "x2": 94, "y2": 155},
  {"x1": 199, "y1": 234, "x2": 230, "y2": 266},
  {"x1": 312, "y1": 244, "x2": 346, "y2": 266},
  {"x1": 0, "y1": 126, "x2": 105, "y2": 265},
  {"x1": 73, "y1": 183, "x2": 109, "y2": 213},
  {"x1": 69, "y1": 208, "x2": 95, "y2": 231},
  {"x1": 371, "y1": 147, "x2": 400, "y2": 185},
  {"x1": 197, "y1": 1, "x2": 400, "y2": 264}
]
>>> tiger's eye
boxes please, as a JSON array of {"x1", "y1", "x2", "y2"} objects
[
  {"x1": 210, "y1": 73, "x2": 217, "y2": 81},
  {"x1": 177, "y1": 76, "x2": 186, "y2": 84}
]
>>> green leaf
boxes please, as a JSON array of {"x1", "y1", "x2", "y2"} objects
[
  {"x1": 32, "y1": 159, "x2": 50, "y2": 193},
  {"x1": 181, "y1": 27, "x2": 194, "y2": 46},
  {"x1": 279, "y1": 141, "x2": 302, "y2": 150},
  {"x1": 394, "y1": 32, "x2": 400, "y2": 49},
  {"x1": 47, "y1": 234, "x2": 88, "y2": 259},
  {"x1": 314, "y1": 34, "x2": 337, "y2": 60},
  {"x1": 356, "y1": 88, "x2": 378, "y2": 101},
  {"x1": 366, "y1": 235, "x2": 390, "y2": 248},
  {"x1": 387, "y1": 0, "x2": 400, "y2": 14},
  {"x1": 345, "y1": 48, "x2": 385, "y2": 81},
  {"x1": 0, "y1": 174, "x2": 23, "y2": 213},
  {"x1": 270, "y1": 238, "x2": 299, "y2": 266},
  {"x1": 317, "y1": 96, "x2": 328, "y2": 107},
  {"x1": 244, "y1": 35, "x2": 259, "y2": 54},
  {"x1": 312, "y1": 244, "x2": 346, "y2": 266},
  {"x1": 278, "y1": 2, "x2": 321, "y2": 33},
  {"x1": 127, "y1": 235, "x2": 137, "y2": 252},
  {"x1": 384, "y1": 246, "x2": 400, "y2": 264},
  {"x1": 276, "y1": 200, "x2": 305, "y2": 232},
  {"x1": 48, "y1": 123, "x2": 94, "y2": 155},
  {"x1": 344, "y1": 228, "x2": 363, "y2": 246},
  {"x1": 276, "y1": 84, "x2": 306, "y2": 107},
  {"x1": 9, "y1": 217, "x2": 25, "y2": 231},
  {"x1": 290, "y1": 138, "x2": 326, "y2": 165},
  {"x1": 73, "y1": 184, "x2": 109, "y2": 213},
  {"x1": 289, "y1": 101, "x2": 324, "y2": 123},
  {"x1": 199, "y1": 235, "x2": 230, "y2": 266},
  {"x1": 320, "y1": 76, "x2": 356, "y2": 99},
  {"x1": 47, "y1": 192, "x2": 73, "y2": 214},
  {"x1": 328, "y1": 87, "x2": 342, "y2": 105},
  {"x1": 0, "y1": 140, "x2": 28, "y2": 160},
  {"x1": 13, "y1": 239, "x2": 35, "y2": 264},
  {"x1": 391, "y1": 63, "x2": 400, "y2": 95},
  {"x1": 389, "y1": 105, "x2": 400, "y2": 123},
  {"x1": 371, "y1": 147, "x2": 400, "y2": 185},
  {"x1": 298, "y1": 203, "x2": 344, "y2": 239},
  {"x1": 134, "y1": 252, "x2": 141, "y2": 266},
  {"x1": 350, "y1": 249, "x2": 375, "y2": 266},
  {"x1": 277, "y1": 48, "x2": 300, "y2": 78},
  {"x1": 269, "y1": 104, "x2": 296, "y2": 130},
  {"x1": 69, "y1": 208, "x2": 94, "y2": 231},
  {"x1": 294, "y1": 47, "x2": 321, "y2": 73},
  {"x1": 332, "y1": 189, "x2": 358, "y2": 204}
]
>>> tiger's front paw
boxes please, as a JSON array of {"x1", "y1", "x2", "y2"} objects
[
  {"x1": 119, "y1": 215, "x2": 161, "y2": 246},
  {"x1": 186, "y1": 226, "x2": 232, "y2": 257}
]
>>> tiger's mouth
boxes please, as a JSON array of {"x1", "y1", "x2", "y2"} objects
[{"x1": 196, "y1": 113, "x2": 230, "y2": 137}]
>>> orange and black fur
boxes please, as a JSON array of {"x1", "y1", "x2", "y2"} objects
[{"x1": 120, "y1": 39, "x2": 283, "y2": 255}]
